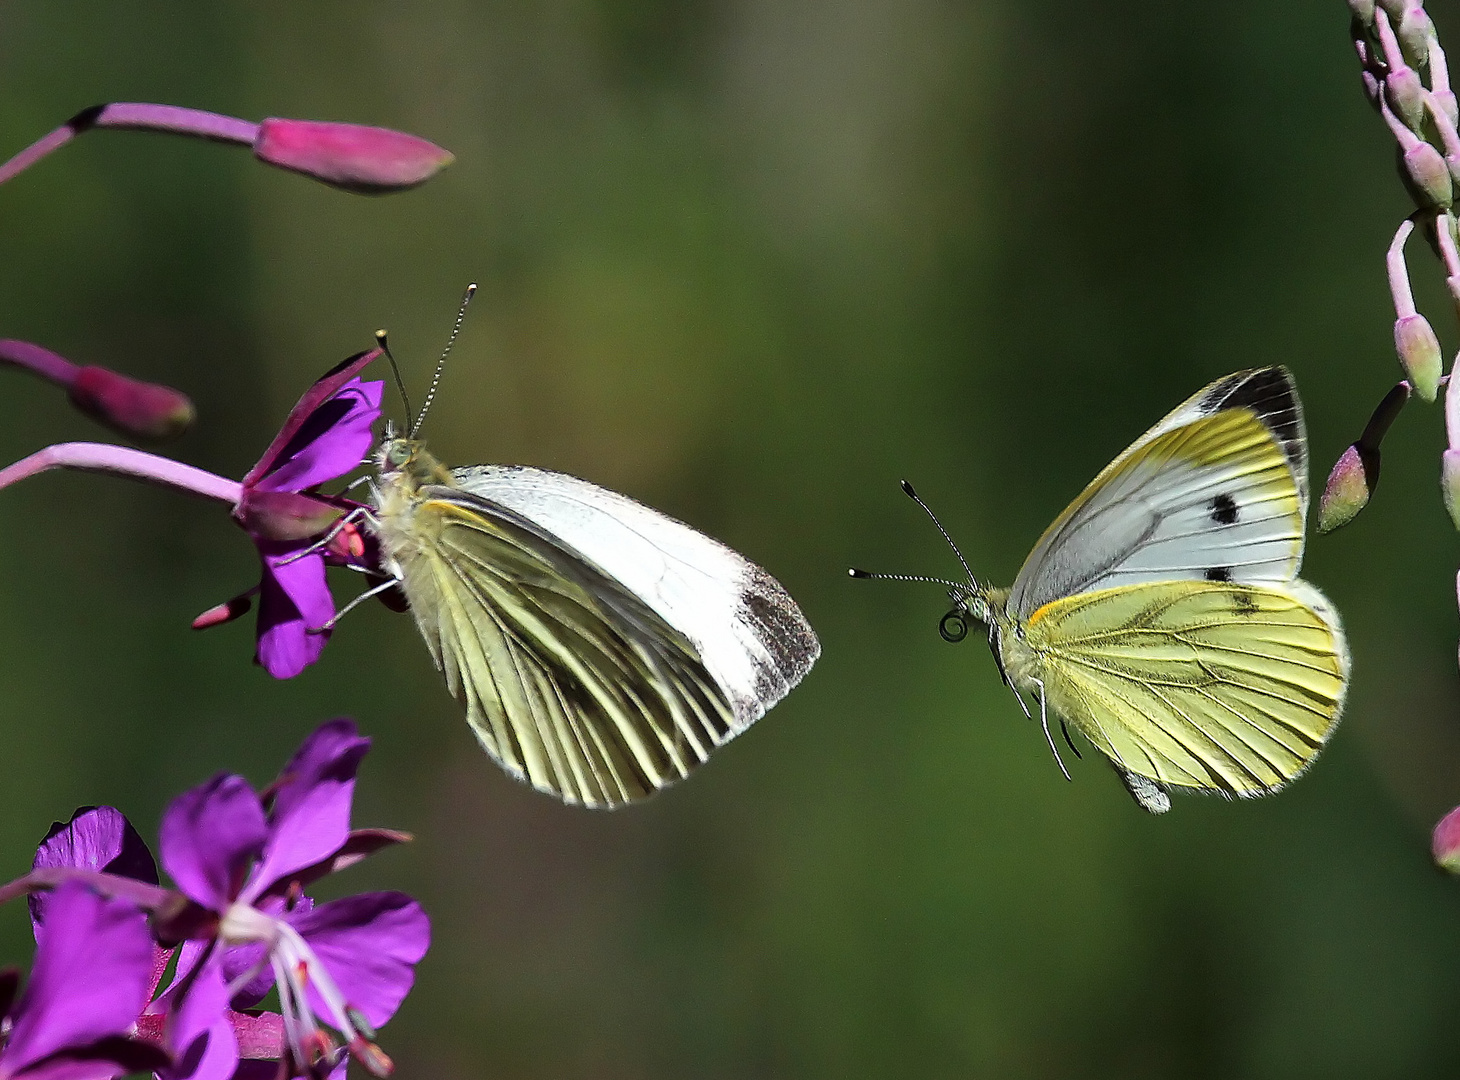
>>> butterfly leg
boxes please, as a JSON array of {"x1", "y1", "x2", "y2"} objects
[
  {"x1": 1030, "y1": 678, "x2": 1072, "y2": 782},
  {"x1": 1059, "y1": 717, "x2": 1083, "y2": 759},
  {"x1": 275, "y1": 505, "x2": 379, "y2": 567},
  {"x1": 309, "y1": 575, "x2": 403, "y2": 633}
]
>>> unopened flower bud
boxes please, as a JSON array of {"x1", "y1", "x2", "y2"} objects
[
  {"x1": 1318, "y1": 444, "x2": 1380, "y2": 533},
  {"x1": 234, "y1": 489, "x2": 343, "y2": 542},
  {"x1": 1433, "y1": 803, "x2": 1460, "y2": 873},
  {"x1": 67, "y1": 365, "x2": 195, "y2": 443},
  {"x1": 1375, "y1": 0, "x2": 1406, "y2": 18},
  {"x1": 1443, "y1": 450, "x2": 1460, "y2": 530},
  {"x1": 1396, "y1": 5, "x2": 1435, "y2": 68},
  {"x1": 1400, "y1": 141, "x2": 1453, "y2": 210},
  {"x1": 253, "y1": 119, "x2": 453, "y2": 194},
  {"x1": 1387, "y1": 67, "x2": 1427, "y2": 132},
  {"x1": 192, "y1": 593, "x2": 253, "y2": 630},
  {"x1": 1350, "y1": 0, "x2": 1377, "y2": 24},
  {"x1": 1394, "y1": 313, "x2": 1443, "y2": 399}
]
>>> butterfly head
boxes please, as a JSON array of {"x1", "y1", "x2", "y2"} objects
[
  {"x1": 377, "y1": 425, "x2": 452, "y2": 491},
  {"x1": 849, "y1": 479, "x2": 1007, "y2": 645}
]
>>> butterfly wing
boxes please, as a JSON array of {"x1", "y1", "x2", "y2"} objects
[
  {"x1": 380, "y1": 467, "x2": 818, "y2": 807},
  {"x1": 451, "y1": 464, "x2": 820, "y2": 722},
  {"x1": 1016, "y1": 579, "x2": 1348, "y2": 804},
  {"x1": 1008, "y1": 367, "x2": 1308, "y2": 620}
]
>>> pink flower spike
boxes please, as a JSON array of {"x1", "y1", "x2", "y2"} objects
[
  {"x1": 253, "y1": 119, "x2": 454, "y2": 193},
  {"x1": 0, "y1": 340, "x2": 194, "y2": 444},
  {"x1": 1433, "y1": 803, "x2": 1460, "y2": 872}
]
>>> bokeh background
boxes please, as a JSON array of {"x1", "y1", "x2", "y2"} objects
[{"x1": 1, "y1": 1, "x2": 1459, "y2": 1076}]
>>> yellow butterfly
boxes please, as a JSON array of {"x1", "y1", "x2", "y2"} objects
[
  {"x1": 366, "y1": 432, "x2": 819, "y2": 809},
  {"x1": 853, "y1": 367, "x2": 1349, "y2": 813}
]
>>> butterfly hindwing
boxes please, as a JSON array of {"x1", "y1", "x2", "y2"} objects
[
  {"x1": 395, "y1": 487, "x2": 740, "y2": 807},
  {"x1": 1019, "y1": 579, "x2": 1348, "y2": 798},
  {"x1": 1007, "y1": 367, "x2": 1307, "y2": 620}
]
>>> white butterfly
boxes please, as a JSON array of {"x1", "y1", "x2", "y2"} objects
[
  {"x1": 856, "y1": 367, "x2": 1350, "y2": 813},
  {"x1": 368, "y1": 438, "x2": 820, "y2": 808}
]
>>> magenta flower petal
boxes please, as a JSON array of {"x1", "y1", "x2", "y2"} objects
[
  {"x1": 2, "y1": 882, "x2": 154, "y2": 1077},
  {"x1": 291, "y1": 892, "x2": 429, "y2": 1029},
  {"x1": 161, "y1": 775, "x2": 268, "y2": 911},
  {"x1": 31, "y1": 807, "x2": 158, "y2": 931},
  {"x1": 252, "y1": 379, "x2": 382, "y2": 495},
  {"x1": 246, "y1": 719, "x2": 370, "y2": 901},
  {"x1": 255, "y1": 550, "x2": 333, "y2": 679},
  {"x1": 160, "y1": 948, "x2": 238, "y2": 1080},
  {"x1": 243, "y1": 351, "x2": 380, "y2": 489}
]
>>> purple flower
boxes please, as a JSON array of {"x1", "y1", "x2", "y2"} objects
[
  {"x1": 156, "y1": 720, "x2": 427, "y2": 1080},
  {"x1": 224, "y1": 352, "x2": 385, "y2": 679},
  {"x1": 0, "y1": 880, "x2": 169, "y2": 1080},
  {"x1": 29, "y1": 808, "x2": 290, "y2": 1075}
]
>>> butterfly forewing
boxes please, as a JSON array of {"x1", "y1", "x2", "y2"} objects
[
  {"x1": 1008, "y1": 367, "x2": 1307, "y2": 620},
  {"x1": 1019, "y1": 580, "x2": 1347, "y2": 797}
]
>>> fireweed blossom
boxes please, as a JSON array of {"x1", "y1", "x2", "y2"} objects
[
  {"x1": 0, "y1": 879, "x2": 168, "y2": 1080},
  {"x1": 0, "y1": 348, "x2": 387, "y2": 678},
  {"x1": 0, "y1": 721, "x2": 423, "y2": 1080},
  {"x1": 153, "y1": 719, "x2": 427, "y2": 1080},
  {"x1": 31, "y1": 808, "x2": 289, "y2": 1073}
]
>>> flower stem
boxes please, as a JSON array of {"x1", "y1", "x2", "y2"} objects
[{"x1": 0, "y1": 442, "x2": 241, "y2": 504}]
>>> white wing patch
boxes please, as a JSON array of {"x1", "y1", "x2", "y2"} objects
[
  {"x1": 451, "y1": 464, "x2": 820, "y2": 727},
  {"x1": 1008, "y1": 367, "x2": 1308, "y2": 620}
]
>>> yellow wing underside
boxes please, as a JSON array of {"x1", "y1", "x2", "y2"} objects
[
  {"x1": 1022, "y1": 580, "x2": 1347, "y2": 797},
  {"x1": 401, "y1": 498, "x2": 736, "y2": 808}
]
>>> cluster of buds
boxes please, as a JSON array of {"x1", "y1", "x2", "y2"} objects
[
  {"x1": 1334, "y1": 4, "x2": 1460, "y2": 877},
  {"x1": 1320, "y1": 5, "x2": 1458, "y2": 537}
]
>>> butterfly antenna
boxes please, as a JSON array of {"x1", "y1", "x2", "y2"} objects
[
  {"x1": 376, "y1": 329, "x2": 413, "y2": 424},
  {"x1": 847, "y1": 568, "x2": 970, "y2": 592},
  {"x1": 899, "y1": 480, "x2": 979, "y2": 591},
  {"x1": 411, "y1": 282, "x2": 477, "y2": 437}
]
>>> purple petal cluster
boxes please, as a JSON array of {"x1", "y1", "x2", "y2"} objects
[{"x1": 228, "y1": 353, "x2": 385, "y2": 678}]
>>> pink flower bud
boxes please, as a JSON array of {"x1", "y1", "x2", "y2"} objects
[
  {"x1": 1396, "y1": 5, "x2": 1434, "y2": 68},
  {"x1": 1394, "y1": 312, "x2": 1443, "y2": 399},
  {"x1": 253, "y1": 119, "x2": 453, "y2": 193},
  {"x1": 67, "y1": 365, "x2": 195, "y2": 443},
  {"x1": 1376, "y1": 0, "x2": 1406, "y2": 19},
  {"x1": 234, "y1": 489, "x2": 344, "y2": 542},
  {"x1": 1443, "y1": 450, "x2": 1460, "y2": 531},
  {"x1": 1386, "y1": 67, "x2": 1427, "y2": 132},
  {"x1": 1432, "y1": 803, "x2": 1460, "y2": 873},
  {"x1": 1318, "y1": 444, "x2": 1379, "y2": 533},
  {"x1": 192, "y1": 594, "x2": 254, "y2": 630},
  {"x1": 1400, "y1": 141, "x2": 1453, "y2": 210}
]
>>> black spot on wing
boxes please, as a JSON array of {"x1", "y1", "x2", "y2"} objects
[
  {"x1": 1205, "y1": 566, "x2": 1232, "y2": 582},
  {"x1": 1231, "y1": 588, "x2": 1259, "y2": 615},
  {"x1": 1209, "y1": 493, "x2": 1239, "y2": 525}
]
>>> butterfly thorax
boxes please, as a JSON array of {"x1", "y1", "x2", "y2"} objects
[{"x1": 972, "y1": 586, "x2": 1046, "y2": 696}]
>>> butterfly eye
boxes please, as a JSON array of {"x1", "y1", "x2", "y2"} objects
[
  {"x1": 385, "y1": 444, "x2": 411, "y2": 468},
  {"x1": 939, "y1": 608, "x2": 969, "y2": 643}
]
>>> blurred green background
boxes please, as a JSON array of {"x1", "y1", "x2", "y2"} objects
[{"x1": 2, "y1": 1, "x2": 1460, "y2": 1076}]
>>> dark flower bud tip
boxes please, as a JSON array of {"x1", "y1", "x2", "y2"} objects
[{"x1": 253, "y1": 119, "x2": 454, "y2": 194}]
